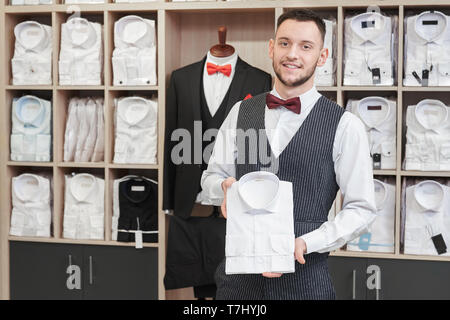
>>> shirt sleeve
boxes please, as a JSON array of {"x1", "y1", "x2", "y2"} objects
[
  {"x1": 200, "y1": 100, "x2": 241, "y2": 206},
  {"x1": 300, "y1": 111, "x2": 378, "y2": 254}
]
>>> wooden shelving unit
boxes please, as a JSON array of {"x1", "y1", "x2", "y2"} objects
[{"x1": 2, "y1": 0, "x2": 450, "y2": 300}]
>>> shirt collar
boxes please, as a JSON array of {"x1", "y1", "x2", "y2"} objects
[
  {"x1": 15, "y1": 95, "x2": 46, "y2": 129},
  {"x1": 350, "y1": 12, "x2": 388, "y2": 46},
  {"x1": 14, "y1": 21, "x2": 50, "y2": 53},
  {"x1": 414, "y1": 99, "x2": 448, "y2": 132},
  {"x1": 237, "y1": 171, "x2": 280, "y2": 214},
  {"x1": 13, "y1": 174, "x2": 42, "y2": 202},
  {"x1": 413, "y1": 10, "x2": 448, "y2": 45},
  {"x1": 117, "y1": 96, "x2": 153, "y2": 126},
  {"x1": 120, "y1": 178, "x2": 152, "y2": 204},
  {"x1": 413, "y1": 180, "x2": 445, "y2": 213},
  {"x1": 206, "y1": 50, "x2": 238, "y2": 68},
  {"x1": 356, "y1": 96, "x2": 392, "y2": 131},
  {"x1": 270, "y1": 85, "x2": 321, "y2": 113},
  {"x1": 66, "y1": 17, "x2": 97, "y2": 49},
  {"x1": 115, "y1": 15, "x2": 154, "y2": 48},
  {"x1": 70, "y1": 174, "x2": 98, "y2": 203}
]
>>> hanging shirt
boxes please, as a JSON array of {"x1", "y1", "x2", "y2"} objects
[
  {"x1": 10, "y1": 95, "x2": 52, "y2": 162},
  {"x1": 404, "y1": 99, "x2": 450, "y2": 171},
  {"x1": 404, "y1": 180, "x2": 450, "y2": 256},
  {"x1": 79, "y1": 98, "x2": 98, "y2": 162},
  {"x1": 59, "y1": 17, "x2": 103, "y2": 85},
  {"x1": 225, "y1": 171, "x2": 295, "y2": 274},
  {"x1": 10, "y1": 173, "x2": 51, "y2": 238},
  {"x1": 347, "y1": 179, "x2": 395, "y2": 253},
  {"x1": 73, "y1": 98, "x2": 90, "y2": 162},
  {"x1": 11, "y1": 21, "x2": 52, "y2": 85},
  {"x1": 343, "y1": 11, "x2": 394, "y2": 86},
  {"x1": 404, "y1": 11, "x2": 450, "y2": 86},
  {"x1": 314, "y1": 19, "x2": 335, "y2": 86},
  {"x1": 63, "y1": 173, "x2": 104, "y2": 240},
  {"x1": 113, "y1": 96, "x2": 158, "y2": 164},
  {"x1": 112, "y1": 15, "x2": 157, "y2": 86},
  {"x1": 63, "y1": 97, "x2": 79, "y2": 162},
  {"x1": 91, "y1": 98, "x2": 105, "y2": 162},
  {"x1": 347, "y1": 96, "x2": 397, "y2": 169}
]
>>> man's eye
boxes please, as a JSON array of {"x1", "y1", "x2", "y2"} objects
[
  {"x1": 280, "y1": 42, "x2": 289, "y2": 47},
  {"x1": 303, "y1": 45, "x2": 311, "y2": 50}
]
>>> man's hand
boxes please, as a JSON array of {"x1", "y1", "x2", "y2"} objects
[
  {"x1": 220, "y1": 177, "x2": 237, "y2": 218},
  {"x1": 295, "y1": 237, "x2": 307, "y2": 264}
]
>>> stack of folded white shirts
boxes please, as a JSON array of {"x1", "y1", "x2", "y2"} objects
[
  {"x1": 404, "y1": 179, "x2": 450, "y2": 256},
  {"x1": 59, "y1": 17, "x2": 103, "y2": 85},
  {"x1": 10, "y1": 173, "x2": 52, "y2": 238},
  {"x1": 112, "y1": 15, "x2": 157, "y2": 86},
  {"x1": 347, "y1": 179, "x2": 395, "y2": 253},
  {"x1": 63, "y1": 173, "x2": 104, "y2": 240},
  {"x1": 346, "y1": 96, "x2": 397, "y2": 169},
  {"x1": 113, "y1": 96, "x2": 158, "y2": 164},
  {"x1": 11, "y1": 21, "x2": 52, "y2": 85},
  {"x1": 63, "y1": 97, "x2": 104, "y2": 163},
  {"x1": 314, "y1": 19, "x2": 335, "y2": 86},
  {"x1": 404, "y1": 99, "x2": 450, "y2": 171},
  {"x1": 11, "y1": 0, "x2": 52, "y2": 4},
  {"x1": 10, "y1": 95, "x2": 52, "y2": 162},
  {"x1": 225, "y1": 171, "x2": 295, "y2": 274}
]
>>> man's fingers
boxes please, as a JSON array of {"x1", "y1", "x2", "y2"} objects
[
  {"x1": 221, "y1": 199, "x2": 227, "y2": 218},
  {"x1": 295, "y1": 251, "x2": 306, "y2": 264},
  {"x1": 262, "y1": 272, "x2": 282, "y2": 278}
]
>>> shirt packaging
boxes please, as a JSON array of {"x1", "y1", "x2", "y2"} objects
[
  {"x1": 10, "y1": 95, "x2": 52, "y2": 162},
  {"x1": 225, "y1": 171, "x2": 295, "y2": 275}
]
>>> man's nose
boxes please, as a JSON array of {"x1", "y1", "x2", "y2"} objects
[{"x1": 286, "y1": 44, "x2": 300, "y2": 60}]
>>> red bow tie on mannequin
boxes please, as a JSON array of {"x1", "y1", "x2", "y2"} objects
[
  {"x1": 206, "y1": 63, "x2": 232, "y2": 77},
  {"x1": 266, "y1": 93, "x2": 301, "y2": 114}
]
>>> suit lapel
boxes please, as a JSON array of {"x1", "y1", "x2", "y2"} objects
[
  {"x1": 226, "y1": 57, "x2": 249, "y2": 115},
  {"x1": 190, "y1": 56, "x2": 206, "y2": 121}
]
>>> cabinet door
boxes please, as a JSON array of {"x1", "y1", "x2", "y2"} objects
[
  {"x1": 82, "y1": 245, "x2": 158, "y2": 300},
  {"x1": 327, "y1": 256, "x2": 367, "y2": 300},
  {"x1": 10, "y1": 241, "x2": 84, "y2": 300},
  {"x1": 367, "y1": 258, "x2": 450, "y2": 300}
]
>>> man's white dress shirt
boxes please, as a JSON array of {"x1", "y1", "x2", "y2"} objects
[
  {"x1": 404, "y1": 180, "x2": 450, "y2": 256},
  {"x1": 11, "y1": 95, "x2": 52, "y2": 162},
  {"x1": 347, "y1": 179, "x2": 395, "y2": 253},
  {"x1": 63, "y1": 173, "x2": 104, "y2": 240},
  {"x1": 91, "y1": 98, "x2": 105, "y2": 162},
  {"x1": 404, "y1": 11, "x2": 450, "y2": 86},
  {"x1": 59, "y1": 17, "x2": 103, "y2": 85},
  {"x1": 347, "y1": 96, "x2": 397, "y2": 169},
  {"x1": 314, "y1": 19, "x2": 335, "y2": 86},
  {"x1": 404, "y1": 99, "x2": 450, "y2": 171},
  {"x1": 201, "y1": 86, "x2": 377, "y2": 254},
  {"x1": 343, "y1": 12, "x2": 394, "y2": 86},
  {"x1": 112, "y1": 15, "x2": 157, "y2": 86},
  {"x1": 113, "y1": 96, "x2": 158, "y2": 164},
  {"x1": 226, "y1": 171, "x2": 295, "y2": 274},
  {"x1": 12, "y1": 21, "x2": 52, "y2": 85},
  {"x1": 10, "y1": 173, "x2": 51, "y2": 238}
]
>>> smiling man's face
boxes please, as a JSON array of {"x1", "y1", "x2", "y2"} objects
[{"x1": 269, "y1": 19, "x2": 327, "y2": 88}]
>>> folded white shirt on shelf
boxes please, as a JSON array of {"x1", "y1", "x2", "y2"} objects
[
  {"x1": 404, "y1": 99, "x2": 450, "y2": 171},
  {"x1": 10, "y1": 95, "x2": 52, "y2": 162},
  {"x1": 225, "y1": 171, "x2": 295, "y2": 275},
  {"x1": 347, "y1": 96, "x2": 397, "y2": 169},
  {"x1": 63, "y1": 173, "x2": 104, "y2": 240},
  {"x1": 113, "y1": 96, "x2": 158, "y2": 164},
  {"x1": 59, "y1": 17, "x2": 103, "y2": 85},
  {"x1": 404, "y1": 180, "x2": 450, "y2": 256},
  {"x1": 10, "y1": 173, "x2": 52, "y2": 238},
  {"x1": 11, "y1": 21, "x2": 52, "y2": 85},
  {"x1": 112, "y1": 15, "x2": 157, "y2": 86},
  {"x1": 314, "y1": 19, "x2": 335, "y2": 86}
]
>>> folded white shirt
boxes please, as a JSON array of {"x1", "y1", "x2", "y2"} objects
[
  {"x1": 226, "y1": 171, "x2": 295, "y2": 275},
  {"x1": 347, "y1": 179, "x2": 395, "y2": 253},
  {"x1": 10, "y1": 95, "x2": 52, "y2": 162},
  {"x1": 63, "y1": 97, "x2": 79, "y2": 162},
  {"x1": 79, "y1": 98, "x2": 98, "y2": 162},
  {"x1": 91, "y1": 98, "x2": 105, "y2": 162},
  {"x1": 63, "y1": 173, "x2": 104, "y2": 240},
  {"x1": 343, "y1": 11, "x2": 394, "y2": 86},
  {"x1": 11, "y1": 21, "x2": 52, "y2": 85},
  {"x1": 404, "y1": 10, "x2": 450, "y2": 86},
  {"x1": 112, "y1": 15, "x2": 157, "y2": 86},
  {"x1": 59, "y1": 17, "x2": 103, "y2": 85},
  {"x1": 10, "y1": 173, "x2": 51, "y2": 238},
  {"x1": 74, "y1": 98, "x2": 90, "y2": 162},
  {"x1": 347, "y1": 96, "x2": 396, "y2": 169},
  {"x1": 314, "y1": 19, "x2": 335, "y2": 86},
  {"x1": 113, "y1": 96, "x2": 158, "y2": 164},
  {"x1": 404, "y1": 180, "x2": 450, "y2": 256},
  {"x1": 404, "y1": 99, "x2": 450, "y2": 171}
]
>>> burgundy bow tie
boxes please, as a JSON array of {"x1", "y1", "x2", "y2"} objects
[{"x1": 266, "y1": 93, "x2": 301, "y2": 114}]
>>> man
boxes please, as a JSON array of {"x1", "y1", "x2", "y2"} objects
[{"x1": 201, "y1": 9, "x2": 377, "y2": 300}]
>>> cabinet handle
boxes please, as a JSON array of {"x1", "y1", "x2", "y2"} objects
[
  {"x1": 352, "y1": 270, "x2": 356, "y2": 300},
  {"x1": 89, "y1": 256, "x2": 93, "y2": 285},
  {"x1": 68, "y1": 255, "x2": 72, "y2": 267}
]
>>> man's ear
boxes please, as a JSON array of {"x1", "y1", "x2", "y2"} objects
[
  {"x1": 316, "y1": 47, "x2": 329, "y2": 67},
  {"x1": 269, "y1": 38, "x2": 275, "y2": 60}
]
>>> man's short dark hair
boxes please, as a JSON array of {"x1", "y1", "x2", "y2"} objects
[{"x1": 276, "y1": 9, "x2": 326, "y2": 45}]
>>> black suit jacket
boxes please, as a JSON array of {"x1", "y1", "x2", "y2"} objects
[{"x1": 164, "y1": 56, "x2": 272, "y2": 218}]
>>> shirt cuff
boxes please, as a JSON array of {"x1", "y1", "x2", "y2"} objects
[{"x1": 300, "y1": 229, "x2": 327, "y2": 254}]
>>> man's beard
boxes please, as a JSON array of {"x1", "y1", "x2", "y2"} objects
[{"x1": 273, "y1": 58, "x2": 318, "y2": 87}]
